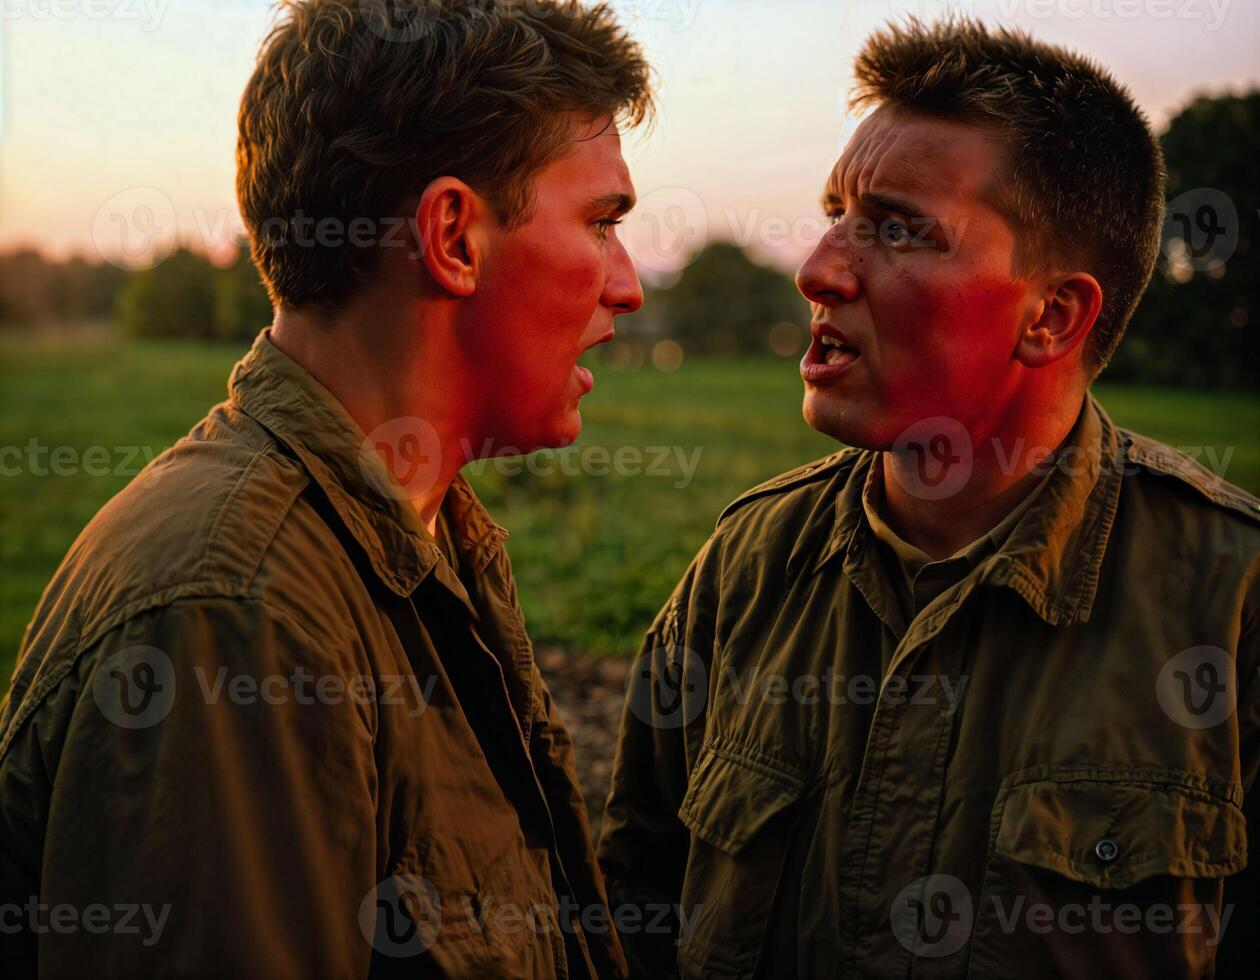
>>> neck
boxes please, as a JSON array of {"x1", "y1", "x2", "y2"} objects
[
  {"x1": 880, "y1": 393, "x2": 1085, "y2": 561},
  {"x1": 269, "y1": 296, "x2": 475, "y2": 535}
]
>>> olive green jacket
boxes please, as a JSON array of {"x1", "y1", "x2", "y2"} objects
[
  {"x1": 0, "y1": 331, "x2": 624, "y2": 979},
  {"x1": 599, "y1": 396, "x2": 1260, "y2": 979}
]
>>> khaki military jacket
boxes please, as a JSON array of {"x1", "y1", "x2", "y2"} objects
[
  {"x1": 0, "y1": 331, "x2": 625, "y2": 979},
  {"x1": 600, "y1": 395, "x2": 1260, "y2": 979}
]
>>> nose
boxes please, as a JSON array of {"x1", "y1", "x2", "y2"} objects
[
  {"x1": 602, "y1": 231, "x2": 644, "y2": 316},
  {"x1": 796, "y1": 226, "x2": 861, "y2": 308}
]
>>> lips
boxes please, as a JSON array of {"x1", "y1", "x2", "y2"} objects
[
  {"x1": 800, "y1": 324, "x2": 860, "y2": 383},
  {"x1": 575, "y1": 330, "x2": 615, "y2": 394},
  {"x1": 584, "y1": 330, "x2": 616, "y2": 353}
]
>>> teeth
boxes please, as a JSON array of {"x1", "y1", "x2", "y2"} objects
[{"x1": 820, "y1": 334, "x2": 842, "y2": 347}]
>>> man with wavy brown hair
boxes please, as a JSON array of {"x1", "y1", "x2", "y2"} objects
[
  {"x1": 0, "y1": 1, "x2": 650, "y2": 976},
  {"x1": 601, "y1": 16, "x2": 1259, "y2": 979}
]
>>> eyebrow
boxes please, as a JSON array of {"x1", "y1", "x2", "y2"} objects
[
  {"x1": 821, "y1": 188, "x2": 930, "y2": 221},
  {"x1": 586, "y1": 192, "x2": 636, "y2": 215}
]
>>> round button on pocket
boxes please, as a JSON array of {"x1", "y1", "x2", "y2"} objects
[{"x1": 1094, "y1": 838, "x2": 1119, "y2": 863}]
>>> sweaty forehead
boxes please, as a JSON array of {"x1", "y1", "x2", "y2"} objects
[{"x1": 825, "y1": 110, "x2": 1004, "y2": 213}]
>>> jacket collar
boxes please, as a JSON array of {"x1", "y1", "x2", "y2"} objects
[
  {"x1": 228, "y1": 330, "x2": 507, "y2": 597},
  {"x1": 804, "y1": 394, "x2": 1124, "y2": 627}
]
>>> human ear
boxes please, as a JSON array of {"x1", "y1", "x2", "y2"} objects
[
  {"x1": 412, "y1": 177, "x2": 488, "y2": 298},
  {"x1": 1015, "y1": 271, "x2": 1103, "y2": 369}
]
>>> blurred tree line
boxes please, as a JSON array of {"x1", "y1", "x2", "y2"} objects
[
  {"x1": 0, "y1": 250, "x2": 128, "y2": 326},
  {"x1": 114, "y1": 247, "x2": 273, "y2": 342},
  {"x1": 0, "y1": 243, "x2": 272, "y2": 343},
  {"x1": 628, "y1": 242, "x2": 807, "y2": 356},
  {"x1": 1, "y1": 91, "x2": 1254, "y2": 386}
]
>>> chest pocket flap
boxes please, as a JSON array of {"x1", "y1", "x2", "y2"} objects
[
  {"x1": 993, "y1": 768, "x2": 1247, "y2": 890},
  {"x1": 675, "y1": 740, "x2": 808, "y2": 979},
  {"x1": 678, "y1": 740, "x2": 806, "y2": 852}
]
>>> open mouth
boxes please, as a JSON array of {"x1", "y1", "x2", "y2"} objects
[
  {"x1": 801, "y1": 327, "x2": 860, "y2": 384},
  {"x1": 817, "y1": 332, "x2": 859, "y2": 367},
  {"x1": 584, "y1": 331, "x2": 616, "y2": 355},
  {"x1": 574, "y1": 331, "x2": 615, "y2": 393}
]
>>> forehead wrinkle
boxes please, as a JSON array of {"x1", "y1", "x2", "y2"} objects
[
  {"x1": 871, "y1": 144, "x2": 934, "y2": 197},
  {"x1": 848, "y1": 123, "x2": 895, "y2": 206},
  {"x1": 827, "y1": 122, "x2": 920, "y2": 208},
  {"x1": 827, "y1": 122, "x2": 876, "y2": 203}
]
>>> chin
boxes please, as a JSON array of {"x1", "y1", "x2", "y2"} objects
[
  {"x1": 804, "y1": 389, "x2": 864, "y2": 449},
  {"x1": 537, "y1": 407, "x2": 583, "y2": 451},
  {"x1": 801, "y1": 390, "x2": 898, "y2": 451},
  {"x1": 561, "y1": 411, "x2": 584, "y2": 448}
]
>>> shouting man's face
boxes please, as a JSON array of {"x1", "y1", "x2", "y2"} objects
[
  {"x1": 796, "y1": 106, "x2": 1040, "y2": 450},
  {"x1": 461, "y1": 116, "x2": 643, "y2": 454}
]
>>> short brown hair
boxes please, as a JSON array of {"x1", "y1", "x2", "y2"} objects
[
  {"x1": 851, "y1": 17, "x2": 1166, "y2": 379},
  {"x1": 237, "y1": 0, "x2": 652, "y2": 311}
]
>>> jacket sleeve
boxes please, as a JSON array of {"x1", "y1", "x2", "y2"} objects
[
  {"x1": 597, "y1": 536, "x2": 720, "y2": 979},
  {"x1": 9, "y1": 596, "x2": 381, "y2": 978}
]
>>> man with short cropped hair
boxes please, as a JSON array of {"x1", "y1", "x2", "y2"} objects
[
  {"x1": 0, "y1": 1, "x2": 650, "y2": 975},
  {"x1": 600, "y1": 17, "x2": 1259, "y2": 978}
]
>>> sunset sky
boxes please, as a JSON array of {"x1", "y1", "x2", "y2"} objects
[{"x1": 1, "y1": 0, "x2": 1257, "y2": 275}]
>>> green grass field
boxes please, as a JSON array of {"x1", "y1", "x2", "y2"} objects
[{"x1": 3, "y1": 334, "x2": 1259, "y2": 692}]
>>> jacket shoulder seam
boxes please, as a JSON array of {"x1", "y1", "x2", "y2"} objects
[
  {"x1": 204, "y1": 444, "x2": 311, "y2": 588},
  {"x1": 70, "y1": 450, "x2": 310, "y2": 654},
  {"x1": 716, "y1": 448, "x2": 861, "y2": 526},
  {"x1": 1121, "y1": 429, "x2": 1260, "y2": 525}
]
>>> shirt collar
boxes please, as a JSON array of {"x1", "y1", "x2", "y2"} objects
[
  {"x1": 805, "y1": 394, "x2": 1124, "y2": 627},
  {"x1": 860, "y1": 448, "x2": 1056, "y2": 577},
  {"x1": 442, "y1": 475, "x2": 512, "y2": 577},
  {"x1": 228, "y1": 330, "x2": 508, "y2": 597}
]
